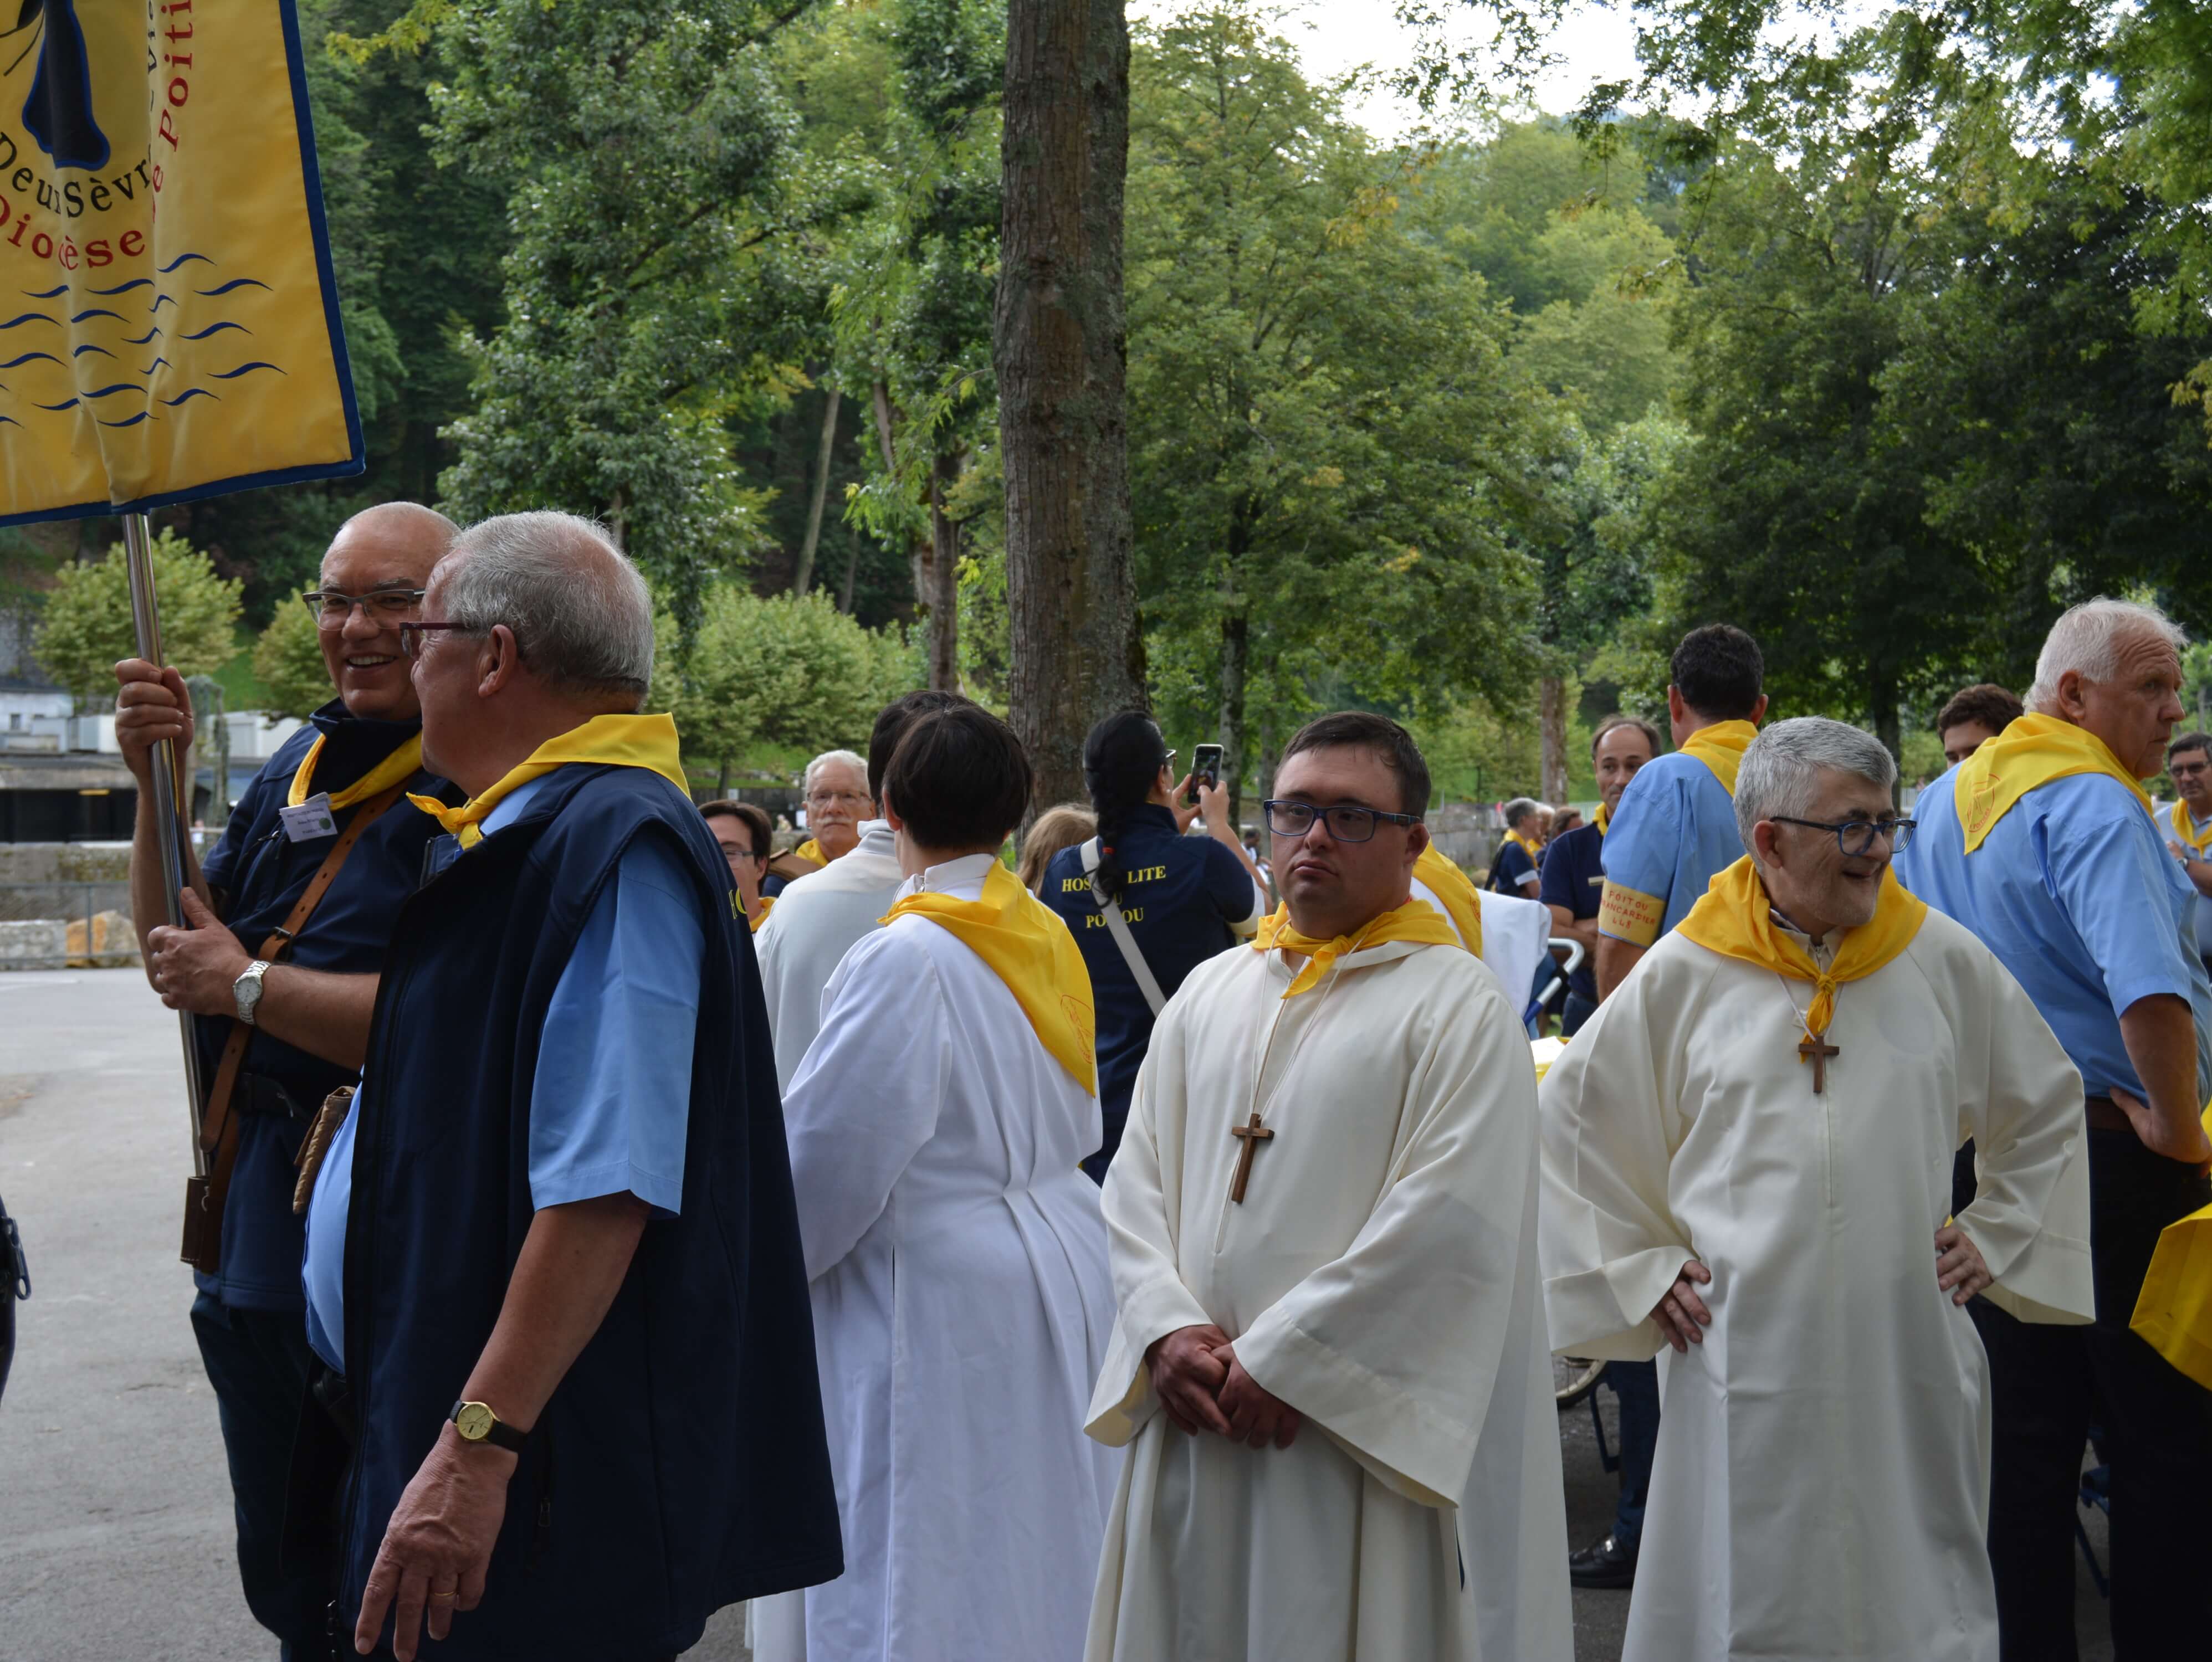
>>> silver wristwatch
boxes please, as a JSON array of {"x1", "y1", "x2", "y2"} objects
[{"x1": 233, "y1": 960, "x2": 272, "y2": 1027}]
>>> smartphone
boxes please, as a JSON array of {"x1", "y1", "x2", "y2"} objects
[{"x1": 1187, "y1": 743, "x2": 1225, "y2": 806}]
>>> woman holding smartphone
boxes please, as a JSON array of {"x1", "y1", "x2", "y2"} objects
[{"x1": 1043, "y1": 712, "x2": 1271, "y2": 1181}]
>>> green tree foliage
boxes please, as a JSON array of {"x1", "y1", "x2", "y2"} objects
[
  {"x1": 647, "y1": 589, "x2": 920, "y2": 783},
  {"x1": 1128, "y1": 4, "x2": 1553, "y2": 821},
  {"x1": 252, "y1": 602, "x2": 340, "y2": 719},
  {"x1": 34, "y1": 532, "x2": 243, "y2": 704}
]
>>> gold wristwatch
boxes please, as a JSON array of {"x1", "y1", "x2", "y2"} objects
[{"x1": 449, "y1": 1399, "x2": 528, "y2": 1453}]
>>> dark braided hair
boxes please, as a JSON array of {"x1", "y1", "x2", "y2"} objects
[{"x1": 1082, "y1": 710, "x2": 1170, "y2": 902}]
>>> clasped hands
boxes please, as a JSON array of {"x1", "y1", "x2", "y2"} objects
[
  {"x1": 1651, "y1": 1228, "x2": 1994, "y2": 1355},
  {"x1": 1145, "y1": 1324, "x2": 1301, "y2": 1449}
]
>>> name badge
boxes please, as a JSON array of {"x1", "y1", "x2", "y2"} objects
[{"x1": 279, "y1": 793, "x2": 339, "y2": 842}]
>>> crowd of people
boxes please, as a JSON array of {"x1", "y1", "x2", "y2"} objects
[{"x1": 106, "y1": 502, "x2": 2208, "y2": 1661}]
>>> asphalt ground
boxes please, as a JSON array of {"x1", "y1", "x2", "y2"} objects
[{"x1": 1, "y1": 968, "x2": 2112, "y2": 1660}]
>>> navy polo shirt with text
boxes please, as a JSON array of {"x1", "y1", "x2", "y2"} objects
[{"x1": 1538, "y1": 820, "x2": 1606, "y2": 1004}]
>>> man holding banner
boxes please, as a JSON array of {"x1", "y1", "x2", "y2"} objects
[{"x1": 114, "y1": 503, "x2": 459, "y2": 1658}]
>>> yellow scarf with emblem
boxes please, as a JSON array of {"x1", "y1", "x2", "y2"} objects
[
  {"x1": 746, "y1": 896, "x2": 775, "y2": 932},
  {"x1": 408, "y1": 713, "x2": 690, "y2": 848},
  {"x1": 289, "y1": 732, "x2": 424, "y2": 810},
  {"x1": 2170, "y1": 799, "x2": 2212, "y2": 857},
  {"x1": 1678, "y1": 719, "x2": 1759, "y2": 797},
  {"x1": 883, "y1": 861, "x2": 1097, "y2": 1093},
  {"x1": 790, "y1": 838, "x2": 827, "y2": 868},
  {"x1": 1678, "y1": 856, "x2": 1928, "y2": 1049},
  {"x1": 1413, "y1": 844, "x2": 1484, "y2": 956},
  {"x1": 1955, "y1": 714, "x2": 2150, "y2": 854},
  {"x1": 1506, "y1": 828, "x2": 1544, "y2": 863},
  {"x1": 1593, "y1": 799, "x2": 1611, "y2": 835},
  {"x1": 1255, "y1": 897, "x2": 1462, "y2": 998}
]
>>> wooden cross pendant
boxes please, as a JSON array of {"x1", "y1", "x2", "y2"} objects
[
  {"x1": 1229, "y1": 1109, "x2": 1275, "y2": 1204},
  {"x1": 1799, "y1": 1034, "x2": 1840, "y2": 1094}
]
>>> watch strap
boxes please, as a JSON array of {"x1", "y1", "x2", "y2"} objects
[
  {"x1": 234, "y1": 960, "x2": 270, "y2": 1026},
  {"x1": 450, "y1": 1398, "x2": 529, "y2": 1453}
]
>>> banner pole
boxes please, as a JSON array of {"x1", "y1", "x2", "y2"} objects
[{"x1": 121, "y1": 514, "x2": 209, "y2": 1174}]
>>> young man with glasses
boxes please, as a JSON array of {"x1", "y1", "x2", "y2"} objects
[
  {"x1": 699, "y1": 799, "x2": 776, "y2": 929},
  {"x1": 109, "y1": 502, "x2": 465, "y2": 1659},
  {"x1": 1084, "y1": 710, "x2": 1573, "y2": 1662},
  {"x1": 1543, "y1": 717, "x2": 2093, "y2": 1662}
]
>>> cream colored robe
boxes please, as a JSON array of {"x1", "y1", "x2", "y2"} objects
[
  {"x1": 1539, "y1": 906, "x2": 2095, "y2": 1662},
  {"x1": 1084, "y1": 930, "x2": 1573, "y2": 1662}
]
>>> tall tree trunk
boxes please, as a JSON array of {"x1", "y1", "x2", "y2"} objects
[
  {"x1": 1871, "y1": 675, "x2": 1903, "y2": 805},
  {"x1": 793, "y1": 387, "x2": 842, "y2": 596},
  {"x1": 871, "y1": 378, "x2": 939, "y2": 647},
  {"x1": 838, "y1": 533, "x2": 861, "y2": 614},
  {"x1": 997, "y1": 0, "x2": 1142, "y2": 817},
  {"x1": 926, "y1": 449, "x2": 962, "y2": 690},
  {"x1": 1253, "y1": 708, "x2": 1278, "y2": 878},
  {"x1": 1539, "y1": 674, "x2": 1569, "y2": 805},
  {"x1": 1217, "y1": 602, "x2": 1248, "y2": 838}
]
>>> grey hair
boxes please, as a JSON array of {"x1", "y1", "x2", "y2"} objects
[
  {"x1": 1734, "y1": 717, "x2": 1898, "y2": 855},
  {"x1": 803, "y1": 750, "x2": 869, "y2": 795},
  {"x1": 1503, "y1": 796, "x2": 1543, "y2": 829},
  {"x1": 2026, "y1": 598, "x2": 2188, "y2": 714},
  {"x1": 438, "y1": 512, "x2": 654, "y2": 706}
]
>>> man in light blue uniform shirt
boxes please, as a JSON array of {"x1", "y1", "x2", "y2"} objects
[
  {"x1": 301, "y1": 773, "x2": 702, "y2": 1372},
  {"x1": 1894, "y1": 598, "x2": 2212, "y2": 1657}
]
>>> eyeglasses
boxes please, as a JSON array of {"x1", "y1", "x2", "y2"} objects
[
  {"x1": 1769, "y1": 815, "x2": 1918, "y2": 856},
  {"x1": 397, "y1": 620, "x2": 483, "y2": 661},
  {"x1": 1261, "y1": 799, "x2": 1422, "y2": 843},
  {"x1": 805, "y1": 790, "x2": 871, "y2": 811},
  {"x1": 300, "y1": 588, "x2": 426, "y2": 627}
]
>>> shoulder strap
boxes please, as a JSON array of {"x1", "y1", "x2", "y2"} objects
[
  {"x1": 1082, "y1": 837, "x2": 1169, "y2": 1017},
  {"x1": 183, "y1": 780, "x2": 409, "y2": 1273}
]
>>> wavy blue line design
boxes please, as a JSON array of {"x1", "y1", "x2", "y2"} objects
[
  {"x1": 194, "y1": 279, "x2": 270, "y2": 297},
  {"x1": 182, "y1": 322, "x2": 250, "y2": 341},
  {"x1": 35, "y1": 398, "x2": 79, "y2": 412},
  {"x1": 150, "y1": 294, "x2": 176, "y2": 314},
  {"x1": 141, "y1": 357, "x2": 170, "y2": 376},
  {"x1": 161, "y1": 389, "x2": 216, "y2": 407},
  {"x1": 23, "y1": 286, "x2": 67, "y2": 300},
  {"x1": 88, "y1": 279, "x2": 153, "y2": 297},
  {"x1": 0, "y1": 416, "x2": 17, "y2": 427},
  {"x1": 71, "y1": 343, "x2": 113, "y2": 359},
  {"x1": 124, "y1": 327, "x2": 160, "y2": 345},
  {"x1": 99, "y1": 412, "x2": 151, "y2": 428},
  {"x1": 80, "y1": 384, "x2": 141, "y2": 399},
  {"x1": 0, "y1": 351, "x2": 61, "y2": 368},
  {"x1": 0, "y1": 314, "x2": 58, "y2": 330},
  {"x1": 210, "y1": 362, "x2": 285, "y2": 379},
  {"x1": 158, "y1": 254, "x2": 213, "y2": 274},
  {"x1": 68, "y1": 308, "x2": 123, "y2": 324}
]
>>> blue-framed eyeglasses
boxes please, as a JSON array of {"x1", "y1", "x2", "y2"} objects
[
  {"x1": 1769, "y1": 815, "x2": 1918, "y2": 856},
  {"x1": 1262, "y1": 799, "x2": 1422, "y2": 843}
]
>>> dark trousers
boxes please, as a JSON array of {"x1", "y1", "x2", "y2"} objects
[
  {"x1": 191, "y1": 1290, "x2": 329, "y2": 1660},
  {"x1": 1561, "y1": 990, "x2": 1599, "y2": 1038},
  {"x1": 1609, "y1": 1357, "x2": 1661, "y2": 1546},
  {"x1": 1976, "y1": 1129, "x2": 2212, "y2": 1659}
]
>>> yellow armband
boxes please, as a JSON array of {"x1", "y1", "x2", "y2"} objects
[{"x1": 1597, "y1": 880, "x2": 1665, "y2": 948}]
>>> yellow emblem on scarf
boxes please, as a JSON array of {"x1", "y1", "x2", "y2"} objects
[
  {"x1": 1413, "y1": 844, "x2": 1484, "y2": 957},
  {"x1": 1677, "y1": 720, "x2": 1759, "y2": 797},
  {"x1": 884, "y1": 863, "x2": 1098, "y2": 1094},
  {"x1": 1955, "y1": 714, "x2": 2151, "y2": 854},
  {"x1": 1678, "y1": 856, "x2": 1928, "y2": 1045},
  {"x1": 791, "y1": 838, "x2": 827, "y2": 868},
  {"x1": 289, "y1": 734, "x2": 423, "y2": 811},
  {"x1": 408, "y1": 714, "x2": 690, "y2": 848},
  {"x1": 1255, "y1": 897, "x2": 1461, "y2": 997}
]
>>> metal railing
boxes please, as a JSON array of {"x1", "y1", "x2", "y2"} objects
[{"x1": 0, "y1": 881, "x2": 136, "y2": 971}]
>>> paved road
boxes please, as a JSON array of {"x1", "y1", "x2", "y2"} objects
[{"x1": 1, "y1": 969, "x2": 2112, "y2": 1660}]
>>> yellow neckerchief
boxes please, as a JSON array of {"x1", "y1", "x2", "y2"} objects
[
  {"x1": 408, "y1": 713, "x2": 690, "y2": 848},
  {"x1": 1593, "y1": 799, "x2": 1611, "y2": 835},
  {"x1": 1254, "y1": 897, "x2": 1461, "y2": 998},
  {"x1": 2170, "y1": 799, "x2": 2212, "y2": 856},
  {"x1": 1506, "y1": 828, "x2": 1544, "y2": 863},
  {"x1": 1413, "y1": 844, "x2": 1484, "y2": 957},
  {"x1": 883, "y1": 861, "x2": 1098, "y2": 1094},
  {"x1": 288, "y1": 732, "x2": 424, "y2": 811},
  {"x1": 1678, "y1": 719, "x2": 1759, "y2": 797},
  {"x1": 747, "y1": 895, "x2": 775, "y2": 932},
  {"x1": 1956, "y1": 713, "x2": 2151, "y2": 854},
  {"x1": 1678, "y1": 856, "x2": 1928, "y2": 1047},
  {"x1": 791, "y1": 838, "x2": 827, "y2": 868}
]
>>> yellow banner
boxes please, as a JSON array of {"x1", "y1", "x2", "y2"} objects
[{"x1": 0, "y1": 0, "x2": 361, "y2": 524}]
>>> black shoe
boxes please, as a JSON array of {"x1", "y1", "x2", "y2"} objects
[{"x1": 1568, "y1": 1532, "x2": 1638, "y2": 1589}]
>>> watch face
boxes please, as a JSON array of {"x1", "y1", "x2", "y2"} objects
[{"x1": 454, "y1": 1402, "x2": 494, "y2": 1442}]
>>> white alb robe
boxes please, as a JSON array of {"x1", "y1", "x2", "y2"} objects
[
  {"x1": 1539, "y1": 907, "x2": 2095, "y2": 1662},
  {"x1": 774, "y1": 853, "x2": 1119, "y2": 1662},
  {"x1": 1085, "y1": 930, "x2": 1573, "y2": 1661},
  {"x1": 756, "y1": 818, "x2": 904, "y2": 1089}
]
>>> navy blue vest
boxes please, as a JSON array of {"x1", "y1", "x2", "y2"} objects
[{"x1": 340, "y1": 765, "x2": 841, "y2": 1658}]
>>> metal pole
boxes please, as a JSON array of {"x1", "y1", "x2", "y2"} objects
[{"x1": 121, "y1": 514, "x2": 208, "y2": 1173}]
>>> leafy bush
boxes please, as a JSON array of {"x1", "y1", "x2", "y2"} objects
[{"x1": 34, "y1": 530, "x2": 242, "y2": 703}]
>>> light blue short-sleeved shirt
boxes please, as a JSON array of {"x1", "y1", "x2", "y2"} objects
[
  {"x1": 1597, "y1": 748, "x2": 1746, "y2": 944},
  {"x1": 302, "y1": 772, "x2": 705, "y2": 1372},
  {"x1": 1895, "y1": 766, "x2": 2212, "y2": 1102}
]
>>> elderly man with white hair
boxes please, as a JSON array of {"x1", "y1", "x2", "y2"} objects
[
  {"x1": 1897, "y1": 597, "x2": 2212, "y2": 1658},
  {"x1": 765, "y1": 748, "x2": 874, "y2": 893},
  {"x1": 296, "y1": 512, "x2": 841, "y2": 1660},
  {"x1": 1542, "y1": 716, "x2": 2093, "y2": 1662}
]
